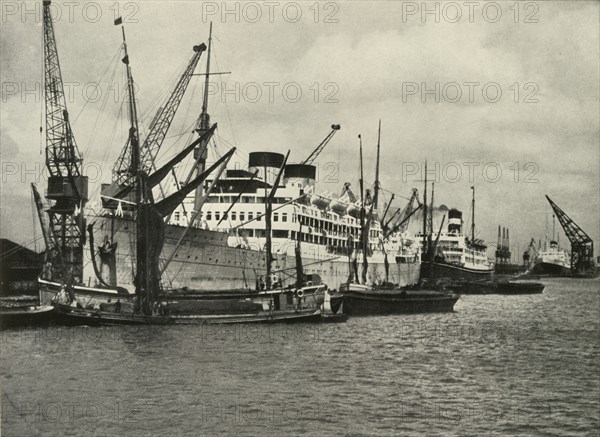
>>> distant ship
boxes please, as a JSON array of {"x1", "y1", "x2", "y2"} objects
[
  {"x1": 531, "y1": 240, "x2": 571, "y2": 276},
  {"x1": 418, "y1": 207, "x2": 494, "y2": 281},
  {"x1": 416, "y1": 181, "x2": 494, "y2": 282}
]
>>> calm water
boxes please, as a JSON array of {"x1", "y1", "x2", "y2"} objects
[{"x1": 1, "y1": 278, "x2": 598, "y2": 436}]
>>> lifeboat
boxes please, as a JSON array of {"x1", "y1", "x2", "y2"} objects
[
  {"x1": 310, "y1": 193, "x2": 331, "y2": 209},
  {"x1": 330, "y1": 198, "x2": 347, "y2": 215}
]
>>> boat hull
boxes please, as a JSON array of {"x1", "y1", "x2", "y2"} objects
[
  {"x1": 446, "y1": 280, "x2": 497, "y2": 294},
  {"x1": 421, "y1": 261, "x2": 494, "y2": 282},
  {"x1": 496, "y1": 281, "x2": 545, "y2": 294},
  {"x1": 531, "y1": 262, "x2": 571, "y2": 277},
  {"x1": 52, "y1": 303, "x2": 325, "y2": 325},
  {"x1": 0, "y1": 305, "x2": 54, "y2": 329},
  {"x1": 340, "y1": 286, "x2": 459, "y2": 316}
]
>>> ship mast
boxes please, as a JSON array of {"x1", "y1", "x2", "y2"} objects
[
  {"x1": 264, "y1": 163, "x2": 270, "y2": 286},
  {"x1": 367, "y1": 122, "x2": 382, "y2": 237},
  {"x1": 544, "y1": 203, "x2": 548, "y2": 250},
  {"x1": 118, "y1": 22, "x2": 141, "y2": 199},
  {"x1": 373, "y1": 120, "x2": 381, "y2": 211},
  {"x1": 358, "y1": 135, "x2": 368, "y2": 284},
  {"x1": 115, "y1": 17, "x2": 152, "y2": 312},
  {"x1": 264, "y1": 152, "x2": 290, "y2": 290},
  {"x1": 428, "y1": 180, "x2": 434, "y2": 254},
  {"x1": 422, "y1": 161, "x2": 428, "y2": 260},
  {"x1": 200, "y1": 22, "x2": 213, "y2": 132},
  {"x1": 471, "y1": 185, "x2": 475, "y2": 264},
  {"x1": 295, "y1": 224, "x2": 305, "y2": 289},
  {"x1": 193, "y1": 22, "x2": 213, "y2": 215}
]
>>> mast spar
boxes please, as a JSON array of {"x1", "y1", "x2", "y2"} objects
[
  {"x1": 115, "y1": 16, "x2": 154, "y2": 313},
  {"x1": 471, "y1": 186, "x2": 475, "y2": 264},
  {"x1": 373, "y1": 120, "x2": 381, "y2": 211},
  {"x1": 422, "y1": 161, "x2": 428, "y2": 258},
  {"x1": 193, "y1": 22, "x2": 214, "y2": 215},
  {"x1": 428, "y1": 180, "x2": 434, "y2": 255},
  {"x1": 358, "y1": 135, "x2": 368, "y2": 284},
  {"x1": 265, "y1": 151, "x2": 290, "y2": 290}
]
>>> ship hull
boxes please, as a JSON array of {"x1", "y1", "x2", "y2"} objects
[
  {"x1": 494, "y1": 263, "x2": 525, "y2": 275},
  {"x1": 161, "y1": 224, "x2": 421, "y2": 292},
  {"x1": 531, "y1": 262, "x2": 571, "y2": 277},
  {"x1": 40, "y1": 215, "x2": 420, "y2": 305},
  {"x1": 421, "y1": 261, "x2": 494, "y2": 282}
]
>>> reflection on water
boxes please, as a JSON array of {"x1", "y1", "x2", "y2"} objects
[{"x1": 1, "y1": 278, "x2": 598, "y2": 436}]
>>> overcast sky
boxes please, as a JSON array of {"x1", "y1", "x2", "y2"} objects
[{"x1": 1, "y1": 1, "x2": 598, "y2": 260}]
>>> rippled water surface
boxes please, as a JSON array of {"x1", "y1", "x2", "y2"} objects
[{"x1": 1, "y1": 278, "x2": 599, "y2": 436}]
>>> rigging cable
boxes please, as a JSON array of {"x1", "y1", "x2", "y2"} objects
[{"x1": 213, "y1": 43, "x2": 238, "y2": 147}]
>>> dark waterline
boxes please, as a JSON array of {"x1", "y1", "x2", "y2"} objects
[{"x1": 1, "y1": 278, "x2": 598, "y2": 436}]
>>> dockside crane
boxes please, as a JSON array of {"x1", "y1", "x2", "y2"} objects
[
  {"x1": 112, "y1": 42, "x2": 208, "y2": 187},
  {"x1": 301, "y1": 124, "x2": 341, "y2": 165},
  {"x1": 545, "y1": 195, "x2": 596, "y2": 275},
  {"x1": 339, "y1": 182, "x2": 357, "y2": 203},
  {"x1": 382, "y1": 188, "x2": 420, "y2": 238},
  {"x1": 40, "y1": 0, "x2": 88, "y2": 283}
]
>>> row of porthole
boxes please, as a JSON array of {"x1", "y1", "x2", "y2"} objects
[
  {"x1": 172, "y1": 252, "x2": 268, "y2": 267},
  {"x1": 165, "y1": 233, "x2": 216, "y2": 242},
  {"x1": 170, "y1": 253, "x2": 337, "y2": 271}
]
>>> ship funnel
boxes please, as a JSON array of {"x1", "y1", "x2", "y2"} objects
[
  {"x1": 448, "y1": 209, "x2": 462, "y2": 234},
  {"x1": 248, "y1": 152, "x2": 285, "y2": 186},
  {"x1": 283, "y1": 164, "x2": 316, "y2": 190}
]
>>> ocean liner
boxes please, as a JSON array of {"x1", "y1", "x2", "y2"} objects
[
  {"x1": 529, "y1": 210, "x2": 571, "y2": 276},
  {"x1": 531, "y1": 240, "x2": 571, "y2": 276},
  {"x1": 165, "y1": 150, "x2": 422, "y2": 293}
]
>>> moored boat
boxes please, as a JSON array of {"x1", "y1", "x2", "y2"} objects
[
  {"x1": 496, "y1": 281, "x2": 545, "y2": 295},
  {"x1": 1, "y1": 305, "x2": 54, "y2": 329},
  {"x1": 445, "y1": 279, "x2": 497, "y2": 294},
  {"x1": 417, "y1": 205, "x2": 494, "y2": 282},
  {"x1": 336, "y1": 129, "x2": 459, "y2": 316},
  {"x1": 52, "y1": 289, "x2": 326, "y2": 325},
  {"x1": 339, "y1": 283, "x2": 459, "y2": 316}
]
